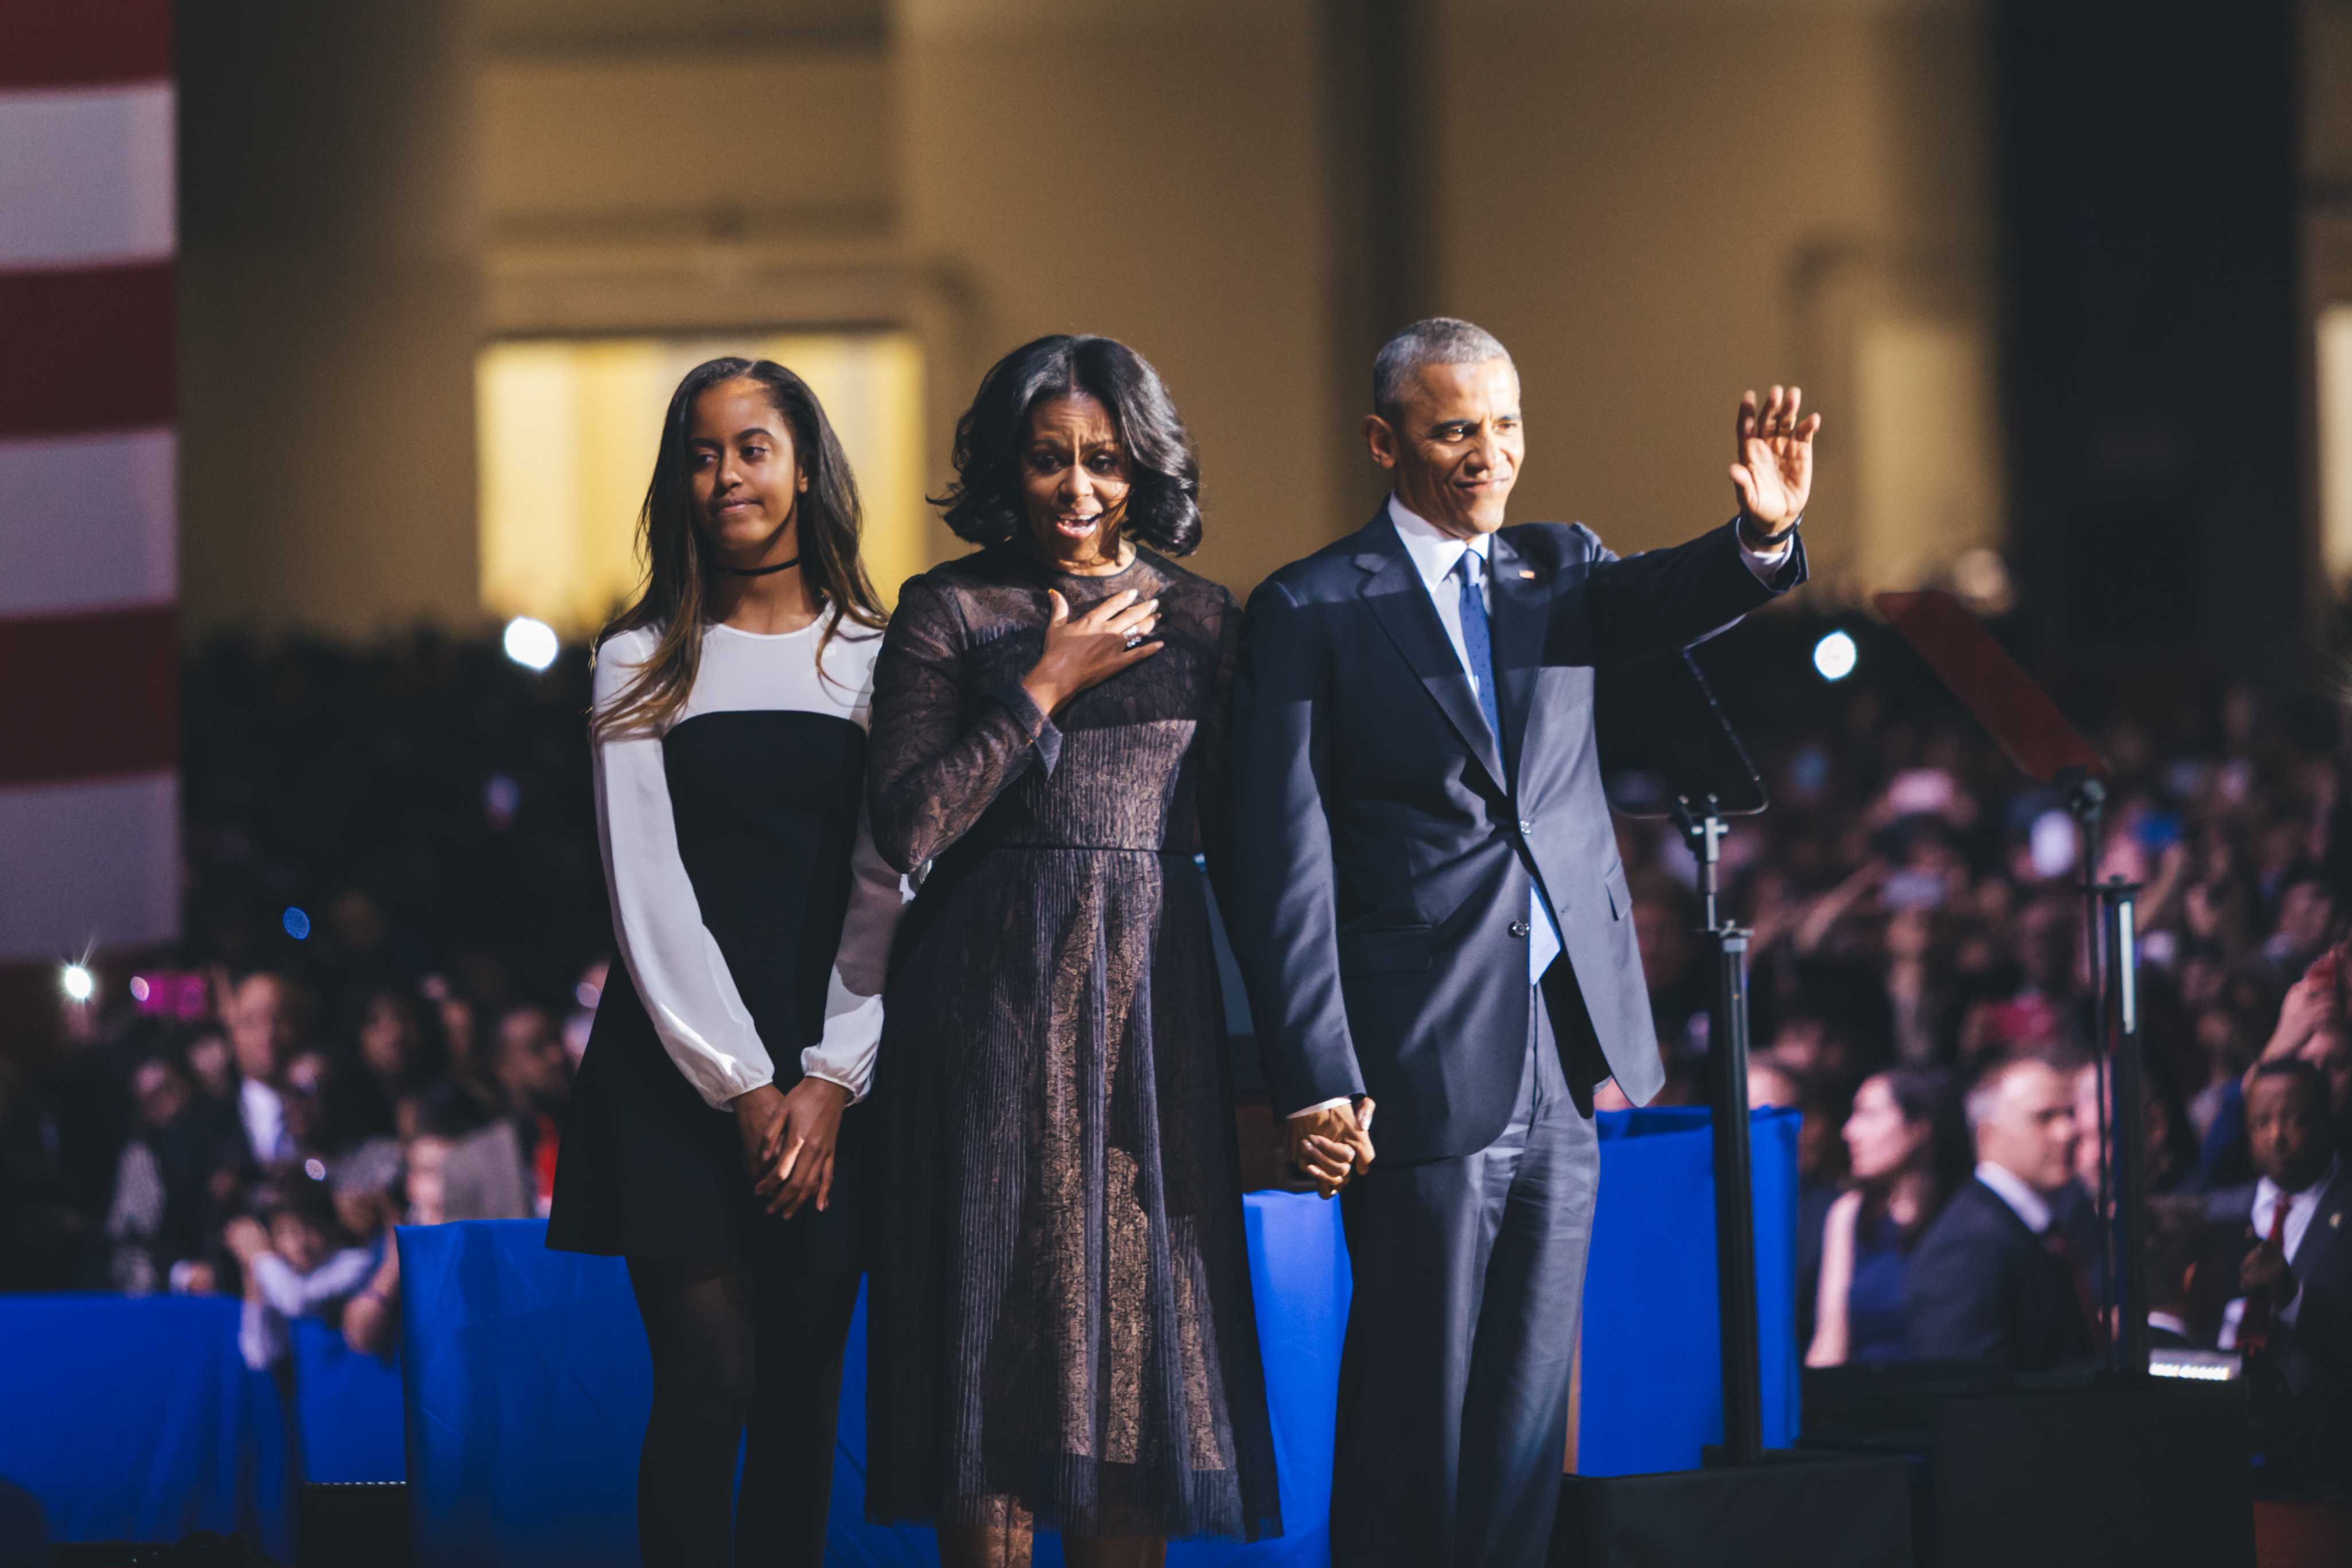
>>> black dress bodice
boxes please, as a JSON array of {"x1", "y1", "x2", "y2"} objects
[{"x1": 662, "y1": 710, "x2": 866, "y2": 1075}]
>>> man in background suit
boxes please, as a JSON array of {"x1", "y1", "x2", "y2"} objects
[
  {"x1": 1227, "y1": 318, "x2": 1814, "y2": 1567},
  {"x1": 1905, "y1": 1054, "x2": 2096, "y2": 1370},
  {"x1": 2206, "y1": 1058, "x2": 2349, "y2": 1474}
]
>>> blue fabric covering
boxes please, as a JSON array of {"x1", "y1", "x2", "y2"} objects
[
  {"x1": 0, "y1": 1105, "x2": 1795, "y2": 1562},
  {"x1": 1577, "y1": 1108, "x2": 1801, "y2": 1475},
  {"x1": 289, "y1": 1319, "x2": 405, "y2": 1485},
  {"x1": 0, "y1": 1294, "x2": 289, "y2": 1561},
  {"x1": 396, "y1": 1106, "x2": 1796, "y2": 1565}
]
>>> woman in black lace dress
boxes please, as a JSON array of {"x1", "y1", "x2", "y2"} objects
[{"x1": 863, "y1": 336, "x2": 1281, "y2": 1567}]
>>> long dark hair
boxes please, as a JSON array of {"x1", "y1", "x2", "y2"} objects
[
  {"x1": 594, "y1": 358, "x2": 887, "y2": 737},
  {"x1": 1874, "y1": 1066, "x2": 1971, "y2": 1237},
  {"x1": 934, "y1": 334, "x2": 1203, "y2": 556}
]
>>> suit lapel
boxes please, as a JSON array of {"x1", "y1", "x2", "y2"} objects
[
  {"x1": 1487, "y1": 531, "x2": 1549, "y2": 785},
  {"x1": 2292, "y1": 1167, "x2": 2348, "y2": 1287},
  {"x1": 1353, "y1": 515, "x2": 1506, "y2": 791}
]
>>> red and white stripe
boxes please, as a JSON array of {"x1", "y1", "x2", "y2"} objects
[{"x1": 0, "y1": 2, "x2": 179, "y2": 963}]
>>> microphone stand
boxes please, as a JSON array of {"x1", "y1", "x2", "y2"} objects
[
  {"x1": 1602, "y1": 648, "x2": 1774, "y2": 1465},
  {"x1": 1670, "y1": 789, "x2": 1765, "y2": 1462},
  {"x1": 1875, "y1": 590, "x2": 2149, "y2": 1382}
]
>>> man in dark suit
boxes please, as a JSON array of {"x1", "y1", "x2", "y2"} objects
[
  {"x1": 1904, "y1": 1054, "x2": 2096, "y2": 1370},
  {"x1": 2204, "y1": 1059, "x2": 2349, "y2": 1468},
  {"x1": 1226, "y1": 318, "x2": 1814, "y2": 1568}
]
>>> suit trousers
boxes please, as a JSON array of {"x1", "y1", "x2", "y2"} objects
[{"x1": 1329, "y1": 985, "x2": 1601, "y2": 1568}]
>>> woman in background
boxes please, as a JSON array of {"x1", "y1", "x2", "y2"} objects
[
  {"x1": 862, "y1": 335, "x2": 1280, "y2": 1567},
  {"x1": 547, "y1": 357, "x2": 907, "y2": 1567},
  {"x1": 1808, "y1": 1066, "x2": 1967, "y2": 1366}
]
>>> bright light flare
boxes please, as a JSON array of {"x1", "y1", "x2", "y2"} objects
[
  {"x1": 1812, "y1": 630, "x2": 1858, "y2": 682},
  {"x1": 61, "y1": 963, "x2": 95, "y2": 1003},
  {"x1": 503, "y1": 616, "x2": 560, "y2": 672}
]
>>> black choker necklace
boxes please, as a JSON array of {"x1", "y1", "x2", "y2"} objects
[{"x1": 715, "y1": 554, "x2": 800, "y2": 578}]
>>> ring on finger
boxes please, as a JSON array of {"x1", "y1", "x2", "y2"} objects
[{"x1": 1123, "y1": 629, "x2": 1146, "y2": 649}]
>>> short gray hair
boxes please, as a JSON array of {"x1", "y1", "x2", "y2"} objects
[
  {"x1": 1964, "y1": 1052, "x2": 2068, "y2": 1134},
  {"x1": 1372, "y1": 317, "x2": 1512, "y2": 421}
]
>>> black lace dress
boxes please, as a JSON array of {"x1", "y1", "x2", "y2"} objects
[{"x1": 861, "y1": 544, "x2": 1281, "y2": 1543}]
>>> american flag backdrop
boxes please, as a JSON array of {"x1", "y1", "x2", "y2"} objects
[{"x1": 0, "y1": 3, "x2": 180, "y2": 964}]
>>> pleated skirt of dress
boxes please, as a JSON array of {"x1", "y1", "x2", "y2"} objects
[{"x1": 863, "y1": 844, "x2": 1282, "y2": 1542}]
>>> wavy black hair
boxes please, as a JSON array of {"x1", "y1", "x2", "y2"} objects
[{"x1": 934, "y1": 334, "x2": 1203, "y2": 556}]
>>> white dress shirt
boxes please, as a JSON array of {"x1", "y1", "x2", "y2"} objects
[
  {"x1": 1974, "y1": 1159, "x2": 2055, "y2": 1234},
  {"x1": 239, "y1": 1077, "x2": 293, "y2": 1166},
  {"x1": 592, "y1": 618, "x2": 911, "y2": 1108},
  {"x1": 1291, "y1": 497, "x2": 1796, "y2": 1120},
  {"x1": 2219, "y1": 1156, "x2": 2339, "y2": 1346}
]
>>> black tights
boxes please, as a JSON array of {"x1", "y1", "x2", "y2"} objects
[{"x1": 626, "y1": 1254, "x2": 860, "y2": 1568}]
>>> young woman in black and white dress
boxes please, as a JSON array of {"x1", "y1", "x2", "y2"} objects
[{"x1": 547, "y1": 357, "x2": 907, "y2": 1568}]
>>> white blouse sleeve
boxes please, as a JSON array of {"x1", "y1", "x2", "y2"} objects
[
  {"x1": 799, "y1": 636, "x2": 911, "y2": 1102},
  {"x1": 590, "y1": 632, "x2": 776, "y2": 1109},
  {"x1": 799, "y1": 803, "x2": 910, "y2": 1102}
]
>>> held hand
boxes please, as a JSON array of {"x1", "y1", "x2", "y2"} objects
[
  {"x1": 1287, "y1": 1098, "x2": 1376, "y2": 1199},
  {"x1": 752, "y1": 1077, "x2": 853, "y2": 1219},
  {"x1": 2242, "y1": 1237, "x2": 2292, "y2": 1299},
  {"x1": 1021, "y1": 588, "x2": 1162, "y2": 714},
  {"x1": 732, "y1": 1081, "x2": 790, "y2": 1185},
  {"x1": 1729, "y1": 385, "x2": 1821, "y2": 533}
]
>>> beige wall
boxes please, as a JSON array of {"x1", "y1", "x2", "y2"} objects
[
  {"x1": 178, "y1": 0, "x2": 2003, "y2": 629},
  {"x1": 1434, "y1": 0, "x2": 1999, "y2": 593},
  {"x1": 896, "y1": 0, "x2": 1338, "y2": 595},
  {"x1": 179, "y1": 2, "x2": 483, "y2": 636}
]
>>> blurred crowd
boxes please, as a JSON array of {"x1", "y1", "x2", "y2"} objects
[
  {"x1": 0, "y1": 614, "x2": 2347, "y2": 1483},
  {"x1": 0, "y1": 630, "x2": 608, "y2": 1366},
  {"x1": 1608, "y1": 621, "x2": 2352, "y2": 1491}
]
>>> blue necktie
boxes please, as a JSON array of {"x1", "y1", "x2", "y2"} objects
[
  {"x1": 1454, "y1": 553, "x2": 1562, "y2": 981},
  {"x1": 1454, "y1": 552, "x2": 1503, "y2": 746}
]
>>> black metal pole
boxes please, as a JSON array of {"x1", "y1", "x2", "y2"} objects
[
  {"x1": 2103, "y1": 880, "x2": 2150, "y2": 1376},
  {"x1": 2069, "y1": 776, "x2": 2115, "y2": 1366},
  {"x1": 1708, "y1": 919, "x2": 1764, "y2": 1463},
  {"x1": 1682, "y1": 796, "x2": 1763, "y2": 1465}
]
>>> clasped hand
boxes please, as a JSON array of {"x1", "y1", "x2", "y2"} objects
[
  {"x1": 1287, "y1": 1097, "x2": 1377, "y2": 1199},
  {"x1": 732, "y1": 1077, "x2": 852, "y2": 1219}
]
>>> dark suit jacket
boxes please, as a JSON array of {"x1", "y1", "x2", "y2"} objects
[
  {"x1": 1226, "y1": 510, "x2": 1802, "y2": 1164},
  {"x1": 1904, "y1": 1175, "x2": 2095, "y2": 1372},
  {"x1": 2204, "y1": 1170, "x2": 2351, "y2": 1393}
]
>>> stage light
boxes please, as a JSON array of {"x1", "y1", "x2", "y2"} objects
[
  {"x1": 129, "y1": 975, "x2": 151, "y2": 1003},
  {"x1": 61, "y1": 963, "x2": 95, "y2": 1002},
  {"x1": 504, "y1": 615, "x2": 559, "y2": 672},
  {"x1": 2029, "y1": 810, "x2": 2078, "y2": 880},
  {"x1": 283, "y1": 906, "x2": 312, "y2": 940},
  {"x1": 1812, "y1": 630, "x2": 1858, "y2": 682}
]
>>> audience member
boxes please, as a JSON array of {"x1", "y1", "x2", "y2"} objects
[
  {"x1": 226, "y1": 972, "x2": 310, "y2": 1170},
  {"x1": 2207, "y1": 1063, "x2": 2347, "y2": 1369},
  {"x1": 1810, "y1": 1068, "x2": 1964, "y2": 1366},
  {"x1": 100, "y1": 1053, "x2": 226, "y2": 1294},
  {"x1": 329, "y1": 1140, "x2": 405, "y2": 1358},
  {"x1": 1904, "y1": 1055, "x2": 2096, "y2": 1370},
  {"x1": 226, "y1": 1180, "x2": 377, "y2": 1371}
]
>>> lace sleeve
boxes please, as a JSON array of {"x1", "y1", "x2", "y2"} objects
[{"x1": 867, "y1": 576, "x2": 1057, "y2": 874}]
